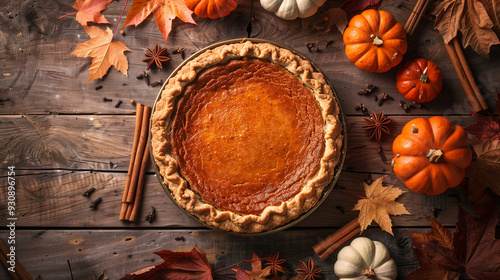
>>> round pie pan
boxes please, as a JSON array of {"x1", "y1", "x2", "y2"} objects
[{"x1": 150, "y1": 38, "x2": 347, "y2": 236}]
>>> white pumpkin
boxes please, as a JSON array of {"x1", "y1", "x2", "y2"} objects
[
  {"x1": 260, "y1": 0, "x2": 327, "y2": 20},
  {"x1": 334, "y1": 237, "x2": 397, "y2": 280}
]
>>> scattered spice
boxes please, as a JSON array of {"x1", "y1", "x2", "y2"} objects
[
  {"x1": 305, "y1": 41, "x2": 319, "y2": 52},
  {"x1": 144, "y1": 74, "x2": 150, "y2": 86},
  {"x1": 430, "y1": 207, "x2": 442, "y2": 218},
  {"x1": 399, "y1": 100, "x2": 415, "y2": 113},
  {"x1": 377, "y1": 146, "x2": 387, "y2": 162},
  {"x1": 95, "y1": 85, "x2": 103, "y2": 90},
  {"x1": 324, "y1": 40, "x2": 334, "y2": 47},
  {"x1": 115, "y1": 100, "x2": 123, "y2": 108},
  {"x1": 266, "y1": 252, "x2": 286, "y2": 276},
  {"x1": 296, "y1": 258, "x2": 321, "y2": 280},
  {"x1": 358, "y1": 83, "x2": 376, "y2": 95},
  {"x1": 120, "y1": 30, "x2": 125, "y2": 36},
  {"x1": 362, "y1": 111, "x2": 392, "y2": 141},
  {"x1": 130, "y1": 99, "x2": 135, "y2": 104},
  {"x1": 151, "y1": 79, "x2": 163, "y2": 87},
  {"x1": 143, "y1": 44, "x2": 170, "y2": 70},
  {"x1": 172, "y1": 47, "x2": 185, "y2": 59},
  {"x1": 136, "y1": 72, "x2": 145, "y2": 79},
  {"x1": 145, "y1": 206, "x2": 156, "y2": 223},
  {"x1": 82, "y1": 187, "x2": 96, "y2": 197},
  {"x1": 90, "y1": 197, "x2": 102, "y2": 209},
  {"x1": 174, "y1": 236, "x2": 185, "y2": 241},
  {"x1": 376, "y1": 93, "x2": 394, "y2": 106},
  {"x1": 354, "y1": 103, "x2": 370, "y2": 116},
  {"x1": 103, "y1": 97, "x2": 113, "y2": 102}
]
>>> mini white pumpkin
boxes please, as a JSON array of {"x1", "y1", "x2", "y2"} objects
[
  {"x1": 334, "y1": 237, "x2": 397, "y2": 280},
  {"x1": 260, "y1": 0, "x2": 327, "y2": 20}
]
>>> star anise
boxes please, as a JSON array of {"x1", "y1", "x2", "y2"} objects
[
  {"x1": 143, "y1": 44, "x2": 169, "y2": 70},
  {"x1": 266, "y1": 252, "x2": 286, "y2": 276},
  {"x1": 362, "y1": 111, "x2": 392, "y2": 141},
  {"x1": 295, "y1": 258, "x2": 321, "y2": 280}
]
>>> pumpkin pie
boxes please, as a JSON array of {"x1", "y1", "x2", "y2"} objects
[{"x1": 151, "y1": 41, "x2": 343, "y2": 233}]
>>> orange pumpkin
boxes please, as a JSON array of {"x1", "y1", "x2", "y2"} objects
[
  {"x1": 392, "y1": 116, "x2": 472, "y2": 195},
  {"x1": 343, "y1": 9, "x2": 407, "y2": 73},
  {"x1": 186, "y1": 0, "x2": 238, "y2": 19},
  {"x1": 396, "y1": 58, "x2": 443, "y2": 103}
]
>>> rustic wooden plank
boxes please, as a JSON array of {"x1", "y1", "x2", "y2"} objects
[
  {"x1": 0, "y1": 169, "x2": 485, "y2": 228},
  {"x1": 0, "y1": 228, "x2": 423, "y2": 280},
  {"x1": 0, "y1": 114, "x2": 479, "y2": 172},
  {"x1": 1, "y1": 1, "x2": 498, "y2": 115}
]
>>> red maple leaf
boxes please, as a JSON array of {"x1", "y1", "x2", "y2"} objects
[
  {"x1": 74, "y1": 0, "x2": 113, "y2": 26},
  {"x1": 121, "y1": 0, "x2": 196, "y2": 42},
  {"x1": 466, "y1": 92, "x2": 500, "y2": 140},
  {"x1": 340, "y1": 0, "x2": 382, "y2": 14},
  {"x1": 120, "y1": 246, "x2": 213, "y2": 280}
]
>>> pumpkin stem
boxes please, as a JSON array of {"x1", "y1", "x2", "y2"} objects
[
  {"x1": 420, "y1": 67, "x2": 429, "y2": 83},
  {"x1": 426, "y1": 148, "x2": 443, "y2": 163},
  {"x1": 364, "y1": 268, "x2": 376, "y2": 278},
  {"x1": 370, "y1": 34, "x2": 384, "y2": 46}
]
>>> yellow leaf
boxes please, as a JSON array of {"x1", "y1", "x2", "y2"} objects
[
  {"x1": 353, "y1": 176, "x2": 410, "y2": 235},
  {"x1": 71, "y1": 26, "x2": 130, "y2": 82}
]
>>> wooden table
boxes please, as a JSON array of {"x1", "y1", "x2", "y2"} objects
[{"x1": 1, "y1": 0, "x2": 499, "y2": 279}]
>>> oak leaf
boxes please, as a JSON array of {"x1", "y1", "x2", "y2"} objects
[
  {"x1": 468, "y1": 138, "x2": 500, "y2": 197},
  {"x1": 74, "y1": 0, "x2": 113, "y2": 26},
  {"x1": 340, "y1": 0, "x2": 382, "y2": 14},
  {"x1": 120, "y1": 246, "x2": 213, "y2": 280},
  {"x1": 431, "y1": 0, "x2": 500, "y2": 57},
  {"x1": 122, "y1": 0, "x2": 196, "y2": 42},
  {"x1": 353, "y1": 176, "x2": 410, "y2": 235},
  {"x1": 71, "y1": 26, "x2": 130, "y2": 82}
]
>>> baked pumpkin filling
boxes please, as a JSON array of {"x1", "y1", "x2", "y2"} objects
[{"x1": 171, "y1": 59, "x2": 324, "y2": 215}]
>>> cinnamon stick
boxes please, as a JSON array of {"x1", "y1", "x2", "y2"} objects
[
  {"x1": 126, "y1": 105, "x2": 152, "y2": 203},
  {"x1": 0, "y1": 239, "x2": 32, "y2": 280},
  {"x1": 409, "y1": 0, "x2": 431, "y2": 36},
  {"x1": 313, "y1": 218, "x2": 360, "y2": 259},
  {"x1": 405, "y1": 0, "x2": 431, "y2": 36},
  {"x1": 444, "y1": 39, "x2": 485, "y2": 112},
  {"x1": 127, "y1": 137, "x2": 151, "y2": 222}
]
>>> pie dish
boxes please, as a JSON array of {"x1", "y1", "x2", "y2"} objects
[{"x1": 151, "y1": 39, "x2": 344, "y2": 233}]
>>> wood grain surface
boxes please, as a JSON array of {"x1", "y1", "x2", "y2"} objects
[{"x1": 1, "y1": 0, "x2": 499, "y2": 279}]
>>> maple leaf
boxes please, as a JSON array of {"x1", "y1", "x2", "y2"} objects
[
  {"x1": 120, "y1": 246, "x2": 213, "y2": 280},
  {"x1": 71, "y1": 26, "x2": 130, "y2": 82},
  {"x1": 479, "y1": 0, "x2": 500, "y2": 36},
  {"x1": 122, "y1": 0, "x2": 196, "y2": 42},
  {"x1": 73, "y1": 0, "x2": 113, "y2": 26},
  {"x1": 340, "y1": 0, "x2": 382, "y2": 14},
  {"x1": 468, "y1": 137, "x2": 500, "y2": 198},
  {"x1": 430, "y1": 0, "x2": 500, "y2": 57},
  {"x1": 233, "y1": 253, "x2": 271, "y2": 280},
  {"x1": 352, "y1": 176, "x2": 410, "y2": 235},
  {"x1": 466, "y1": 92, "x2": 500, "y2": 140}
]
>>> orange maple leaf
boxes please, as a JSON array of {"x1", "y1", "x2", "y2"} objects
[
  {"x1": 73, "y1": 0, "x2": 114, "y2": 26},
  {"x1": 122, "y1": 0, "x2": 196, "y2": 42},
  {"x1": 71, "y1": 26, "x2": 130, "y2": 82},
  {"x1": 353, "y1": 176, "x2": 410, "y2": 235}
]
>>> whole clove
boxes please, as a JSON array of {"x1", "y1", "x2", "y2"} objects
[
  {"x1": 144, "y1": 74, "x2": 150, "y2": 86},
  {"x1": 175, "y1": 236, "x2": 185, "y2": 241},
  {"x1": 90, "y1": 197, "x2": 102, "y2": 209},
  {"x1": 324, "y1": 40, "x2": 334, "y2": 47},
  {"x1": 136, "y1": 71, "x2": 145, "y2": 80},
  {"x1": 151, "y1": 80, "x2": 163, "y2": 87},
  {"x1": 376, "y1": 93, "x2": 394, "y2": 106},
  {"x1": 115, "y1": 100, "x2": 123, "y2": 108},
  {"x1": 82, "y1": 187, "x2": 96, "y2": 197},
  {"x1": 358, "y1": 84, "x2": 376, "y2": 95},
  {"x1": 173, "y1": 47, "x2": 185, "y2": 59},
  {"x1": 377, "y1": 146, "x2": 387, "y2": 162},
  {"x1": 399, "y1": 100, "x2": 415, "y2": 113},
  {"x1": 305, "y1": 41, "x2": 319, "y2": 53},
  {"x1": 103, "y1": 97, "x2": 113, "y2": 102},
  {"x1": 95, "y1": 85, "x2": 103, "y2": 90},
  {"x1": 145, "y1": 206, "x2": 156, "y2": 223}
]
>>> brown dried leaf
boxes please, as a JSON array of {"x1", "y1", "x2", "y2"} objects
[
  {"x1": 431, "y1": 0, "x2": 500, "y2": 57},
  {"x1": 478, "y1": 0, "x2": 500, "y2": 36},
  {"x1": 353, "y1": 176, "x2": 410, "y2": 235},
  {"x1": 469, "y1": 138, "x2": 500, "y2": 196}
]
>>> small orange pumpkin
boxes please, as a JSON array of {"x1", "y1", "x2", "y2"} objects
[
  {"x1": 343, "y1": 9, "x2": 407, "y2": 73},
  {"x1": 186, "y1": 0, "x2": 238, "y2": 19},
  {"x1": 392, "y1": 116, "x2": 472, "y2": 195},
  {"x1": 396, "y1": 58, "x2": 443, "y2": 103}
]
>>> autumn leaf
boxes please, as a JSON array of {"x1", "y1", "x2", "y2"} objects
[
  {"x1": 340, "y1": 0, "x2": 382, "y2": 14},
  {"x1": 352, "y1": 176, "x2": 410, "y2": 235},
  {"x1": 233, "y1": 253, "x2": 271, "y2": 280},
  {"x1": 73, "y1": 0, "x2": 113, "y2": 26},
  {"x1": 71, "y1": 26, "x2": 130, "y2": 82},
  {"x1": 407, "y1": 216, "x2": 454, "y2": 249},
  {"x1": 122, "y1": 0, "x2": 196, "y2": 42},
  {"x1": 466, "y1": 92, "x2": 500, "y2": 140},
  {"x1": 468, "y1": 138, "x2": 500, "y2": 197},
  {"x1": 431, "y1": 0, "x2": 500, "y2": 57},
  {"x1": 479, "y1": 0, "x2": 500, "y2": 36},
  {"x1": 120, "y1": 246, "x2": 213, "y2": 280}
]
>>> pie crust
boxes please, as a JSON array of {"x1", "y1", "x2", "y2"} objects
[{"x1": 151, "y1": 40, "x2": 343, "y2": 233}]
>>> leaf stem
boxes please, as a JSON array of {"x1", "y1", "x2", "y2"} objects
[
  {"x1": 212, "y1": 257, "x2": 268, "y2": 273},
  {"x1": 338, "y1": 189, "x2": 367, "y2": 199},
  {"x1": 58, "y1": 11, "x2": 77, "y2": 20},
  {"x1": 112, "y1": 0, "x2": 130, "y2": 41}
]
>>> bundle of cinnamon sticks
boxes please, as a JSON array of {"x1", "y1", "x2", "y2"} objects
[
  {"x1": 313, "y1": 218, "x2": 361, "y2": 259},
  {"x1": 119, "y1": 103, "x2": 152, "y2": 222},
  {"x1": 0, "y1": 239, "x2": 32, "y2": 280},
  {"x1": 404, "y1": 0, "x2": 431, "y2": 36}
]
